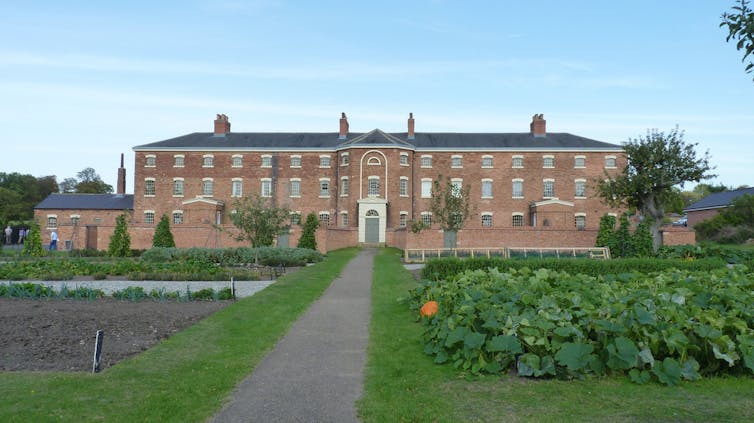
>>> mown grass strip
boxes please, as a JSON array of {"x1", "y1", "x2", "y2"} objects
[
  {"x1": 358, "y1": 248, "x2": 754, "y2": 422},
  {"x1": 0, "y1": 248, "x2": 358, "y2": 423}
]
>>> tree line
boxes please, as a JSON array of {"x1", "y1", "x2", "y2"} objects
[{"x1": 0, "y1": 168, "x2": 112, "y2": 225}]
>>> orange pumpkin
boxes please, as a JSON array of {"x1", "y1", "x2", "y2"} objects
[{"x1": 420, "y1": 300, "x2": 439, "y2": 317}]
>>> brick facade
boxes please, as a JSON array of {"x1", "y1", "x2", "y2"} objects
[{"x1": 125, "y1": 113, "x2": 627, "y2": 252}]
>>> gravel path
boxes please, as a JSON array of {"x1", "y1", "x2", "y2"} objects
[{"x1": 2, "y1": 280, "x2": 274, "y2": 298}]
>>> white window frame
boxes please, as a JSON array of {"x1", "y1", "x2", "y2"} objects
[
  {"x1": 543, "y1": 155, "x2": 555, "y2": 169},
  {"x1": 290, "y1": 155, "x2": 301, "y2": 168},
  {"x1": 605, "y1": 155, "x2": 617, "y2": 169},
  {"x1": 340, "y1": 177, "x2": 349, "y2": 197},
  {"x1": 319, "y1": 155, "x2": 331, "y2": 168},
  {"x1": 231, "y1": 178, "x2": 243, "y2": 197},
  {"x1": 172, "y1": 210, "x2": 183, "y2": 225},
  {"x1": 368, "y1": 176, "x2": 380, "y2": 197},
  {"x1": 421, "y1": 211, "x2": 432, "y2": 226},
  {"x1": 512, "y1": 178, "x2": 524, "y2": 199},
  {"x1": 46, "y1": 215, "x2": 57, "y2": 229},
  {"x1": 143, "y1": 211, "x2": 155, "y2": 225},
  {"x1": 202, "y1": 178, "x2": 214, "y2": 196},
  {"x1": 400, "y1": 152, "x2": 409, "y2": 166},
  {"x1": 290, "y1": 178, "x2": 301, "y2": 198},
  {"x1": 481, "y1": 178, "x2": 493, "y2": 199},
  {"x1": 173, "y1": 154, "x2": 184, "y2": 168},
  {"x1": 319, "y1": 178, "x2": 330, "y2": 197},
  {"x1": 481, "y1": 212, "x2": 493, "y2": 227},
  {"x1": 261, "y1": 178, "x2": 272, "y2": 197},
  {"x1": 481, "y1": 155, "x2": 494, "y2": 168},
  {"x1": 340, "y1": 211, "x2": 348, "y2": 227},
  {"x1": 575, "y1": 179, "x2": 587, "y2": 199},
  {"x1": 232, "y1": 154, "x2": 243, "y2": 168},
  {"x1": 144, "y1": 178, "x2": 156, "y2": 197},
  {"x1": 318, "y1": 211, "x2": 330, "y2": 226},
  {"x1": 399, "y1": 176, "x2": 409, "y2": 197},
  {"x1": 70, "y1": 214, "x2": 80, "y2": 225},
  {"x1": 261, "y1": 154, "x2": 272, "y2": 168},
  {"x1": 451, "y1": 155, "x2": 463, "y2": 168},
  {"x1": 399, "y1": 211, "x2": 408, "y2": 228},
  {"x1": 420, "y1": 155, "x2": 432, "y2": 168},
  {"x1": 290, "y1": 211, "x2": 302, "y2": 225},
  {"x1": 512, "y1": 155, "x2": 524, "y2": 168},
  {"x1": 144, "y1": 154, "x2": 156, "y2": 167},
  {"x1": 173, "y1": 178, "x2": 184, "y2": 197},
  {"x1": 202, "y1": 154, "x2": 214, "y2": 168},
  {"x1": 575, "y1": 213, "x2": 587, "y2": 230},
  {"x1": 574, "y1": 155, "x2": 586, "y2": 169},
  {"x1": 543, "y1": 178, "x2": 555, "y2": 199},
  {"x1": 340, "y1": 152, "x2": 350, "y2": 166},
  {"x1": 451, "y1": 178, "x2": 463, "y2": 198},
  {"x1": 367, "y1": 156, "x2": 381, "y2": 166},
  {"x1": 421, "y1": 178, "x2": 432, "y2": 198},
  {"x1": 512, "y1": 212, "x2": 525, "y2": 227}
]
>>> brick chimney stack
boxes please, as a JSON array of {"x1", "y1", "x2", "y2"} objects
[
  {"x1": 338, "y1": 112, "x2": 349, "y2": 140},
  {"x1": 407, "y1": 112, "x2": 415, "y2": 140},
  {"x1": 214, "y1": 114, "x2": 231, "y2": 135},
  {"x1": 117, "y1": 153, "x2": 126, "y2": 195},
  {"x1": 530, "y1": 114, "x2": 546, "y2": 138}
]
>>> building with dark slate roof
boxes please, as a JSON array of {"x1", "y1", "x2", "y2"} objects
[
  {"x1": 119, "y1": 113, "x2": 625, "y2": 251},
  {"x1": 34, "y1": 157, "x2": 134, "y2": 250},
  {"x1": 684, "y1": 187, "x2": 754, "y2": 228}
]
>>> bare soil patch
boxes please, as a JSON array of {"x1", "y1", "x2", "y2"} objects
[{"x1": 0, "y1": 297, "x2": 230, "y2": 372}]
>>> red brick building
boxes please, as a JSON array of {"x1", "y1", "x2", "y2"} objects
[{"x1": 123, "y1": 113, "x2": 625, "y2": 251}]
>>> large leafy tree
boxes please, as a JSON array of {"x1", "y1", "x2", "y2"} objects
[
  {"x1": 0, "y1": 172, "x2": 58, "y2": 222},
  {"x1": 597, "y1": 127, "x2": 714, "y2": 251},
  {"x1": 429, "y1": 175, "x2": 473, "y2": 232},
  {"x1": 229, "y1": 194, "x2": 290, "y2": 248},
  {"x1": 74, "y1": 167, "x2": 113, "y2": 194},
  {"x1": 722, "y1": 0, "x2": 754, "y2": 79}
]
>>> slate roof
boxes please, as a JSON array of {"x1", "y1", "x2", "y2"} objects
[
  {"x1": 133, "y1": 129, "x2": 622, "y2": 151},
  {"x1": 35, "y1": 194, "x2": 134, "y2": 210},
  {"x1": 684, "y1": 187, "x2": 754, "y2": 212}
]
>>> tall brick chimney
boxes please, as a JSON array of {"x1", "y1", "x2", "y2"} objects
[
  {"x1": 117, "y1": 153, "x2": 126, "y2": 195},
  {"x1": 530, "y1": 114, "x2": 546, "y2": 138},
  {"x1": 338, "y1": 112, "x2": 349, "y2": 140},
  {"x1": 214, "y1": 114, "x2": 231, "y2": 135},
  {"x1": 407, "y1": 112, "x2": 415, "y2": 140}
]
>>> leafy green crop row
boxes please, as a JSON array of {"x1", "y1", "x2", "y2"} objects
[
  {"x1": 0, "y1": 282, "x2": 232, "y2": 301},
  {"x1": 420, "y1": 256, "x2": 728, "y2": 281},
  {"x1": 411, "y1": 266, "x2": 754, "y2": 385},
  {"x1": 140, "y1": 246, "x2": 322, "y2": 267}
]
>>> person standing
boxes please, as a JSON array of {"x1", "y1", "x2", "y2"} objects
[
  {"x1": 49, "y1": 230, "x2": 58, "y2": 251},
  {"x1": 4, "y1": 226, "x2": 11, "y2": 245},
  {"x1": 18, "y1": 228, "x2": 25, "y2": 244}
]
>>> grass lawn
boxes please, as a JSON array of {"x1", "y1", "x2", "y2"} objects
[
  {"x1": 358, "y1": 248, "x2": 754, "y2": 422},
  {"x1": 0, "y1": 248, "x2": 357, "y2": 423}
]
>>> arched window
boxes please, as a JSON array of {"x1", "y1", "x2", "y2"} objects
[{"x1": 366, "y1": 209, "x2": 379, "y2": 217}]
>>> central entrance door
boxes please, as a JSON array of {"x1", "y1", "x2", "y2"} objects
[{"x1": 365, "y1": 210, "x2": 380, "y2": 243}]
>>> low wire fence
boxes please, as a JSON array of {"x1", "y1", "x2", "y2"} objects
[{"x1": 404, "y1": 247, "x2": 610, "y2": 263}]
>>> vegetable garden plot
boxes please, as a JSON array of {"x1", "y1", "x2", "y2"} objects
[{"x1": 411, "y1": 266, "x2": 754, "y2": 385}]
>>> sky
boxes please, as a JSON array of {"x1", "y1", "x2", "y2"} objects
[{"x1": 1, "y1": 1, "x2": 753, "y2": 192}]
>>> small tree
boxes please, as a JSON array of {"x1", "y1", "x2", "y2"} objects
[
  {"x1": 108, "y1": 213, "x2": 131, "y2": 257},
  {"x1": 633, "y1": 220, "x2": 654, "y2": 257},
  {"x1": 612, "y1": 214, "x2": 634, "y2": 258},
  {"x1": 22, "y1": 222, "x2": 44, "y2": 257},
  {"x1": 152, "y1": 214, "x2": 175, "y2": 248},
  {"x1": 298, "y1": 213, "x2": 319, "y2": 250},
  {"x1": 229, "y1": 194, "x2": 290, "y2": 248},
  {"x1": 595, "y1": 214, "x2": 617, "y2": 253},
  {"x1": 429, "y1": 175, "x2": 473, "y2": 233},
  {"x1": 597, "y1": 127, "x2": 714, "y2": 251}
]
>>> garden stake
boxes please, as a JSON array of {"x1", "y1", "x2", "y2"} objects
[{"x1": 92, "y1": 330, "x2": 104, "y2": 373}]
